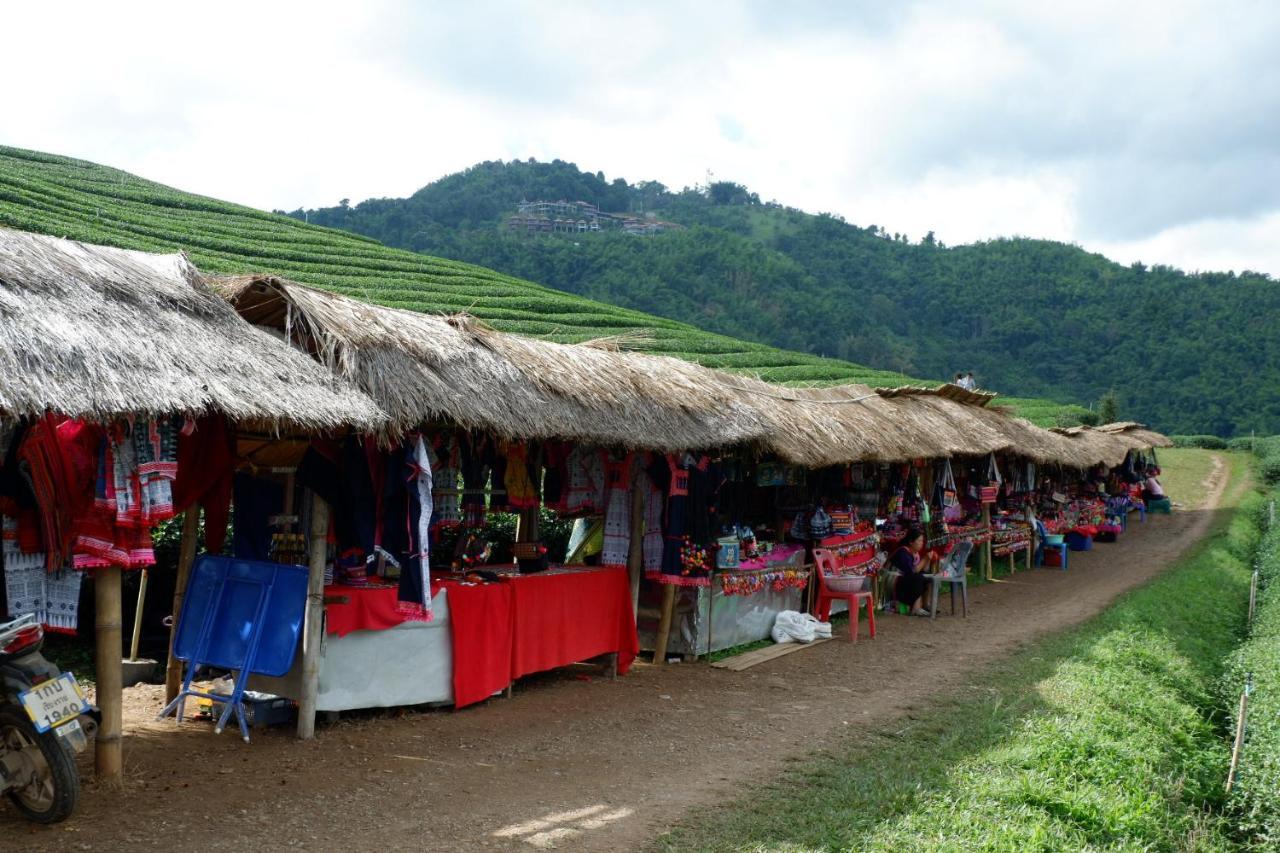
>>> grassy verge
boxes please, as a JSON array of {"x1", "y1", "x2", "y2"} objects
[
  {"x1": 1222, "y1": 489, "x2": 1280, "y2": 847},
  {"x1": 658, "y1": 453, "x2": 1256, "y2": 851}
]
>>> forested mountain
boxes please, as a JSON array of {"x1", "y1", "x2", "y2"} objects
[
  {"x1": 287, "y1": 159, "x2": 1280, "y2": 436},
  {"x1": 0, "y1": 146, "x2": 1078, "y2": 427}
]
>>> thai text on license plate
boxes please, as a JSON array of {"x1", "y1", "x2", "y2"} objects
[{"x1": 19, "y1": 672, "x2": 90, "y2": 733}]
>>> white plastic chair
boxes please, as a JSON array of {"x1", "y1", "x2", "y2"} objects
[{"x1": 924, "y1": 540, "x2": 973, "y2": 619}]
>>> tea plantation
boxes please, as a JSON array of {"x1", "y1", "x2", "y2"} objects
[{"x1": 0, "y1": 145, "x2": 1080, "y2": 423}]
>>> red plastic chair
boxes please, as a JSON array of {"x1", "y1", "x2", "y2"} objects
[{"x1": 812, "y1": 548, "x2": 875, "y2": 643}]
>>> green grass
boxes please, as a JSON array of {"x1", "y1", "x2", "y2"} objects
[
  {"x1": 1222, "y1": 489, "x2": 1280, "y2": 848},
  {"x1": 0, "y1": 145, "x2": 1079, "y2": 424},
  {"x1": 1159, "y1": 447, "x2": 1224, "y2": 509},
  {"x1": 657, "y1": 454, "x2": 1256, "y2": 852}
]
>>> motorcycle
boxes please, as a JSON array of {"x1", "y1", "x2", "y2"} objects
[{"x1": 0, "y1": 614, "x2": 97, "y2": 823}]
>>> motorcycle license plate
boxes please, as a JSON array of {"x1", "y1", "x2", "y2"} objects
[{"x1": 19, "y1": 672, "x2": 91, "y2": 733}]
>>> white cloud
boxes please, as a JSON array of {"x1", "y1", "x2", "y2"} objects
[{"x1": 1, "y1": 0, "x2": 1278, "y2": 275}]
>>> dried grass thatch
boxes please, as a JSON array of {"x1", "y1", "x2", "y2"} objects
[
  {"x1": 1048, "y1": 423, "x2": 1171, "y2": 467},
  {"x1": 213, "y1": 272, "x2": 1162, "y2": 468},
  {"x1": 215, "y1": 275, "x2": 770, "y2": 451},
  {"x1": 0, "y1": 229, "x2": 384, "y2": 430}
]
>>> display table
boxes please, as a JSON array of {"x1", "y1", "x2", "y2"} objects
[{"x1": 251, "y1": 566, "x2": 637, "y2": 711}]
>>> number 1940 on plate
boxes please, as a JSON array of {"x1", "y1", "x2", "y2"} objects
[{"x1": 20, "y1": 672, "x2": 91, "y2": 733}]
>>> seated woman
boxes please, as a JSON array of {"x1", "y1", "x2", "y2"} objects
[
  {"x1": 889, "y1": 528, "x2": 933, "y2": 617},
  {"x1": 1142, "y1": 466, "x2": 1167, "y2": 503}
]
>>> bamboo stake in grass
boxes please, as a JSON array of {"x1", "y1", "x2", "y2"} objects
[{"x1": 1227, "y1": 674, "x2": 1253, "y2": 793}]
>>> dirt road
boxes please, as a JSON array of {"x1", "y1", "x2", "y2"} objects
[{"x1": 5, "y1": 456, "x2": 1230, "y2": 852}]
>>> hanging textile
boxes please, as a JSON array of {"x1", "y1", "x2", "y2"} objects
[
  {"x1": 566, "y1": 446, "x2": 603, "y2": 516},
  {"x1": 431, "y1": 435, "x2": 462, "y2": 527},
  {"x1": 459, "y1": 433, "x2": 491, "y2": 528},
  {"x1": 398, "y1": 435, "x2": 434, "y2": 622},
  {"x1": 2, "y1": 516, "x2": 80, "y2": 633},
  {"x1": 502, "y1": 441, "x2": 539, "y2": 511},
  {"x1": 639, "y1": 457, "x2": 664, "y2": 577},
  {"x1": 172, "y1": 415, "x2": 235, "y2": 553},
  {"x1": 600, "y1": 452, "x2": 633, "y2": 569}
]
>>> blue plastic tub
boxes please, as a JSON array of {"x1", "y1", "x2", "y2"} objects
[{"x1": 1065, "y1": 531, "x2": 1093, "y2": 551}]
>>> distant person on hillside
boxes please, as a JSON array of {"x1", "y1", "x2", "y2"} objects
[
  {"x1": 957, "y1": 372, "x2": 977, "y2": 391},
  {"x1": 1142, "y1": 466, "x2": 1166, "y2": 503},
  {"x1": 953, "y1": 372, "x2": 965, "y2": 386}
]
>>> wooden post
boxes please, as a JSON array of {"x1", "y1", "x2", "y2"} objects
[
  {"x1": 1227, "y1": 680, "x2": 1251, "y2": 792},
  {"x1": 652, "y1": 584, "x2": 676, "y2": 665},
  {"x1": 297, "y1": 492, "x2": 330, "y2": 740},
  {"x1": 981, "y1": 503, "x2": 993, "y2": 580},
  {"x1": 128, "y1": 568, "x2": 148, "y2": 661},
  {"x1": 627, "y1": 472, "x2": 645, "y2": 617},
  {"x1": 93, "y1": 566, "x2": 124, "y2": 784},
  {"x1": 164, "y1": 507, "x2": 201, "y2": 704}
]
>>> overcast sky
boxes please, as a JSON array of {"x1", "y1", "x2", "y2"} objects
[{"x1": 6, "y1": 1, "x2": 1279, "y2": 275}]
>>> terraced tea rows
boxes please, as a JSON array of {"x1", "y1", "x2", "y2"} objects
[{"x1": 0, "y1": 145, "x2": 1079, "y2": 421}]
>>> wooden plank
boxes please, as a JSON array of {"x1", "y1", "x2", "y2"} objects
[{"x1": 711, "y1": 638, "x2": 831, "y2": 672}]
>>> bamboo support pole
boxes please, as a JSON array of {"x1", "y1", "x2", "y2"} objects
[
  {"x1": 653, "y1": 584, "x2": 676, "y2": 665},
  {"x1": 297, "y1": 493, "x2": 330, "y2": 740},
  {"x1": 129, "y1": 568, "x2": 148, "y2": 661},
  {"x1": 164, "y1": 507, "x2": 202, "y2": 704},
  {"x1": 94, "y1": 566, "x2": 124, "y2": 784}
]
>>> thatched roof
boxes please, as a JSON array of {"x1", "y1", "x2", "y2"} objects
[
  {"x1": 213, "y1": 272, "x2": 1169, "y2": 468},
  {"x1": 0, "y1": 229, "x2": 384, "y2": 430},
  {"x1": 214, "y1": 274, "x2": 770, "y2": 451},
  {"x1": 875, "y1": 383, "x2": 998, "y2": 408},
  {"x1": 1048, "y1": 423, "x2": 1171, "y2": 467}
]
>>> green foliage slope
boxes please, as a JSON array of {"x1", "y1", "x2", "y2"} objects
[
  {"x1": 1223, "y1": 488, "x2": 1280, "y2": 848},
  {"x1": 292, "y1": 158, "x2": 1280, "y2": 436},
  {"x1": 0, "y1": 145, "x2": 1082, "y2": 422}
]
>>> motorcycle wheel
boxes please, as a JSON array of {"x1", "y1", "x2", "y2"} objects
[{"x1": 0, "y1": 705, "x2": 79, "y2": 823}]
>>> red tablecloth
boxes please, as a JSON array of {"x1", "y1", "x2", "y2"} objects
[
  {"x1": 506, "y1": 566, "x2": 638, "y2": 681},
  {"x1": 324, "y1": 584, "x2": 414, "y2": 637},
  {"x1": 437, "y1": 579, "x2": 515, "y2": 709},
  {"x1": 323, "y1": 568, "x2": 637, "y2": 709}
]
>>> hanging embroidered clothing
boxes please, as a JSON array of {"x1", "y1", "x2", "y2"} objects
[
  {"x1": 459, "y1": 433, "x2": 491, "y2": 528},
  {"x1": 541, "y1": 441, "x2": 570, "y2": 514},
  {"x1": 3, "y1": 516, "x2": 81, "y2": 633},
  {"x1": 431, "y1": 435, "x2": 462, "y2": 528},
  {"x1": 502, "y1": 442, "x2": 539, "y2": 511},
  {"x1": 640, "y1": 460, "x2": 665, "y2": 577},
  {"x1": 600, "y1": 452, "x2": 634, "y2": 568},
  {"x1": 378, "y1": 442, "x2": 410, "y2": 570},
  {"x1": 20, "y1": 416, "x2": 99, "y2": 571},
  {"x1": 399, "y1": 435, "x2": 434, "y2": 622},
  {"x1": 3, "y1": 516, "x2": 45, "y2": 621},
  {"x1": 133, "y1": 417, "x2": 179, "y2": 525},
  {"x1": 566, "y1": 446, "x2": 603, "y2": 515}
]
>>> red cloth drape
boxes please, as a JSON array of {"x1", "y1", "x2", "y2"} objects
[
  {"x1": 440, "y1": 579, "x2": 515, "y2": 709},
  {"x1": 323, "y1": 584, "x2": 417, "y2": 637},
  {"x1": 172, "y1": 415, "x2": 236, "y2": 553},
  {"x1": 506, "y1": 566, "x2": 638, "y2": 679},
  {"x1": 320, "y1": 568, "x2": 638, "y2": 709}
]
